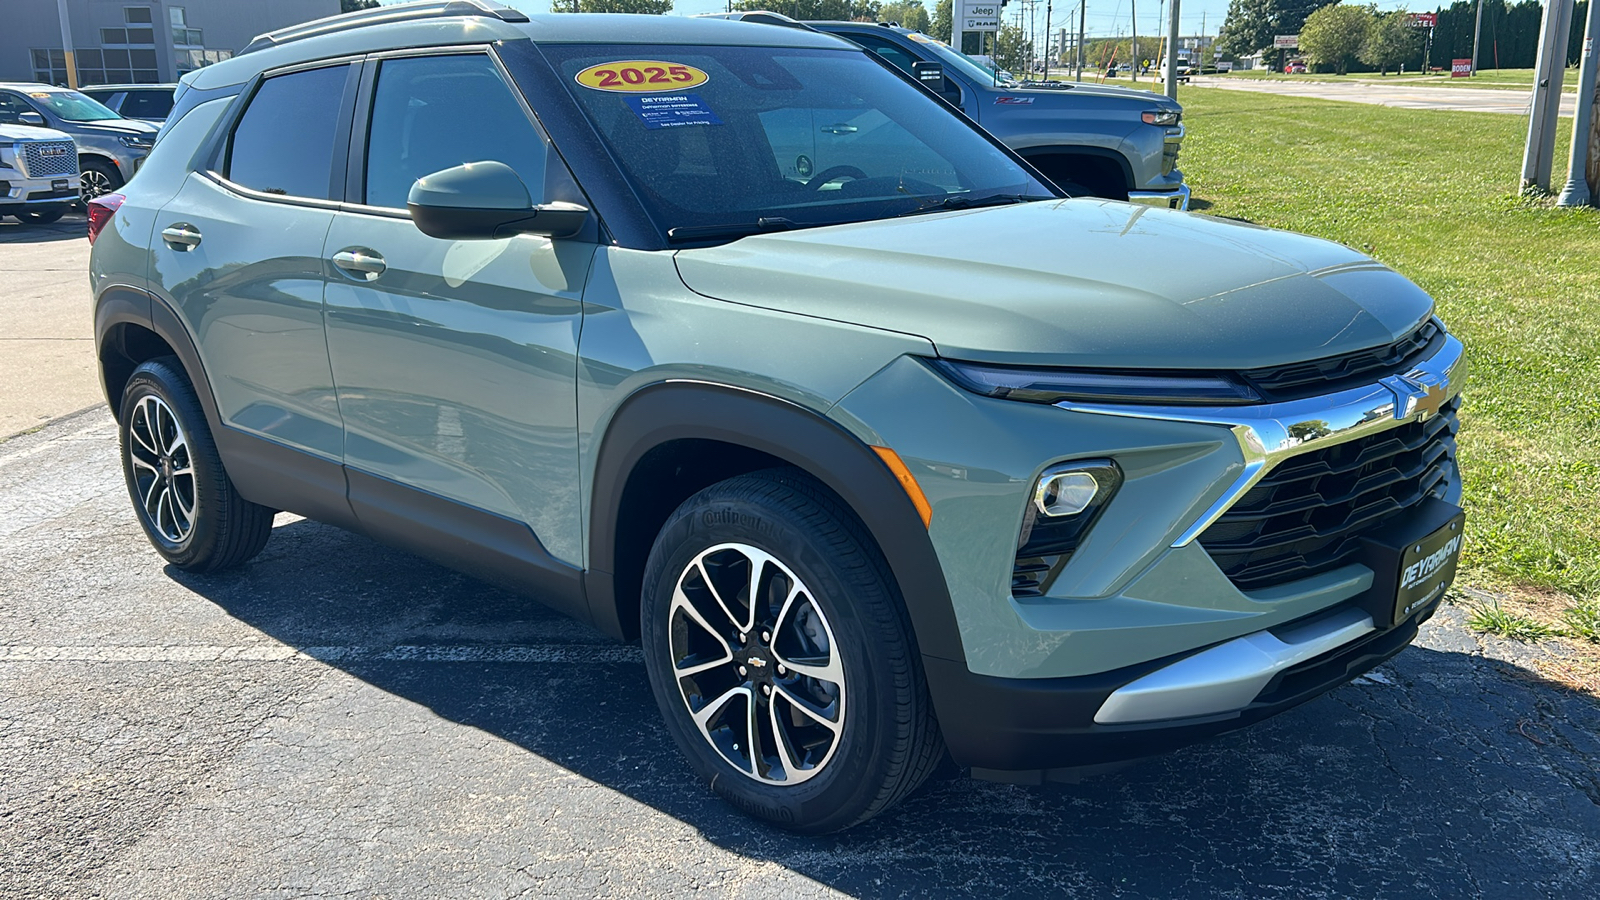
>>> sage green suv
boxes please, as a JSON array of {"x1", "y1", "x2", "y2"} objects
[{"x1": 88, "y1": 2, "x2": 1466, "y2": 833}]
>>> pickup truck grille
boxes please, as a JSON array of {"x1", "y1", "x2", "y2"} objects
[
  {"x1": 1198, "y1": 398, "x2": 1459, "y2": 591},
  {"x1": 21, "y1": 141, "x2": 77, "y2": 178},
  {"x1": 1240, "y1": 319, "x2": 1443, "y2": 401}
]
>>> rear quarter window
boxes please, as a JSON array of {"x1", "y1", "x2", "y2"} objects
[{"x1": 227, "y1": 65, "x2": 349, "y2": 199}]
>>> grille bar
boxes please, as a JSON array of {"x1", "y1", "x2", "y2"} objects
[
  {"x1": 1200, "y1": 400, "x2": 1459, "y2": 591},
  {"x1": 1241, "y1": 320, "x2": 1443, "y2": 401},
  {"x1": 20, "y1": 141, "x2": 77, "y2": 178}
]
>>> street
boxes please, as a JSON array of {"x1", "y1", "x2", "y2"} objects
[
  {"x1": 2, "y1": 406, "x2": 1598, "y2": 897},
  {"x1": 1191, "y1": 76, "x2": 1581, "y2": 117}
]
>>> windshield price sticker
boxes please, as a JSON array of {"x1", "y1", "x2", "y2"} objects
[
  {"x1": 576, "y1": 60, "x2": 709, "y2": 93},
  {"x1": 626, "y1": 94, "x2": 723, "y2": 130}
]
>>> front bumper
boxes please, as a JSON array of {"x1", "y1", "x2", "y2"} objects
[
  {"x1": 928, "y1": 594, "x2": 1439, "y2": 780},
  {"x1": 0, "y1": 177, "x2": 79, "y2": 209},
  {"x1": 1127, "y1": 183, "x2": 1191, "y2": 210}
]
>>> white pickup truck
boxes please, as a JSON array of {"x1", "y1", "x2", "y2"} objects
[{"x1": 0, "y1": 123, "x2": 79, "y2": 224}]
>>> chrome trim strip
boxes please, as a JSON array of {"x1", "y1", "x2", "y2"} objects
[
  {"x1": 1059, "y1": 333, "x2": 1466, "y2": 548},
  {"x1": 1126, "y1": 183, "x2": 1191, "y2": 210},
  {"x1": 1093, "y1": 606, "x2": 1375, "y2": 724}
]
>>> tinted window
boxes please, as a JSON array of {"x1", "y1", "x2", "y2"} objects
[
  {"x1": 123, "y1": 89, "x2": 173, "y2": 119},
  {"x1": 229, "y1": 65, "x2": 348, "y2": 199},
  {"x1": 364, "y1": 54, "x2": 547, "y2": 209},
  {"x1": 849, "y1": 35, "x2": 920, "y2": 75}
]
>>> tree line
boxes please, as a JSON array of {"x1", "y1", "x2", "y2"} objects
[{"x1": 1219, "y1": 0, "x2": 1591, "y2": 72}]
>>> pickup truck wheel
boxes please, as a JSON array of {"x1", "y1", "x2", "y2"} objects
[
  {"x1": 118, "y1": 357, "x2": 274, "y2": 571},
  {"x1": 640, "y1": 468, "x2": 941, "y2": 833},
  {"x1": 80, "y1": 158, "x2": 122, "y2": 204}
]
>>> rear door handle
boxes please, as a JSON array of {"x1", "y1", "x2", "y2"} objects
[
  {"x1": 160, "y1": 223, "x2": 202, "y2": 250},
  {"x1": 331, "y1": 248, "x2": 386, "y2": 281}
]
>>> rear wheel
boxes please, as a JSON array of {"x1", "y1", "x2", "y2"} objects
[
  {"x1": 640, "y1": 468, "x2": 941, "y2": 833},
  {"x1": 118, "y1": 357, "x2": 274, "y2": 571}
]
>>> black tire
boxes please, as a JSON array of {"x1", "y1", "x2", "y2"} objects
[
  {"x1": 21, "y1": 207, "x2": 66, "y2": 225},
  {"x1": 79, "y1": 157, "x2": 123, "y2": 204},
  {"x1": 640, "y1": 468, "x2": 942, "y2": 833},
  {"x1": 118, "y1": 357, "x2": 274, "y2": 571}
]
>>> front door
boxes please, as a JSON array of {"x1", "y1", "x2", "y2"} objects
[{"x1": 323, "y1": 51, "x2": 595, "y2": 568}]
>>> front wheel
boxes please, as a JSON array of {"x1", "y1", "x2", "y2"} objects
[
  {"x1": 640, "y1": 469, "x2": 942, "y2": 833},
  {"x1": 118, "y1": 357, "x2": 274, "y2": 571},
  {"x1": 80, "y1": 158, "x2": 122, "y2": 204}
]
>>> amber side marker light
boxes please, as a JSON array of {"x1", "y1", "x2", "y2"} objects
[{"x1": 871, "y1": 446, "x2": 933, "y2": 528}]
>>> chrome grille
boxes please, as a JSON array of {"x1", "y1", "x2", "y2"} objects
[
  {"x1": 1198, "y1": 399, "x2": 1460, "y2": 591},
  {"x1": 21, "y1": 141, "x2": 77, "y2": 178}
]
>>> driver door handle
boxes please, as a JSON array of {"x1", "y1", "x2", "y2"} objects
[
  {"x1": 160, "y1": 223, "x2": 202, "y2": 250},
  {"x1": 331, "y1": 248, "x2": 386, "y2": 281}
]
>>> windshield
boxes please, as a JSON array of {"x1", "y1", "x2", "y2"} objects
[
  {"x1": 907, "y1": 35, "x2": 1016, "y2": 87},
  {"x1": 29, "y1": 90, "x2": 121, "y2": 122},
  {"x1": 546, "y1": 44, "x2": 1051, "y2": 240}
]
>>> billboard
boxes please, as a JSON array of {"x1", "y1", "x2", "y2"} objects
[
  {"x1": 1406, "y1": 13, "x2": 1438, "y2": 28},
  {"x1": 1274, "y1": 35, "x2": 1299, "y2": 49}
]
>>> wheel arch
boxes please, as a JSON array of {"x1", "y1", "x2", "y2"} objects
[
  {"x1": 95, "y1": 284, "x2": 221, "y2": 432},
  {"x1": 584, "y1": 381, "x2": 964, "y2": 665},
  {"x1": 1017, "y1": 147, "x2": 1134, "y2": 199}
]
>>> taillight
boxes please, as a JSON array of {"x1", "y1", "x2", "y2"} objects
[{"x1": 86, "y1": 193, "x2": 125, "y2": 245}]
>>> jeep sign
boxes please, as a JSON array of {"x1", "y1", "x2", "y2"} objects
[{"x1": 962, "y1": 1, "x2": 1000, "y2": 30}]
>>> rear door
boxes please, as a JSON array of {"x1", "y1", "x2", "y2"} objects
[
  {"x1": 151, "y1": 61, "x2": 356, "y2": 463},
  {"x1": 322, "y1": 49, "x2": 594, "y2": 571}
]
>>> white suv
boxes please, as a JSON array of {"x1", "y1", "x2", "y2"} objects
[{"x1": 0, "y1": 123, "x2": 78, "y2": 224}]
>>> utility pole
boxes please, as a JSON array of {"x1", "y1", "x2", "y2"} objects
[
  {"x1": 1556, "y1": 0, "x2": 1599, "y2": 205},
  {"x1": 1471, "y1": 0, "x2": 1484, "y2": 75},
  {"x1": 1044, "y1": 0, "x2": 1053, "y2": 80},
  {"x1": 1164, "y1": 0, "x2": 1181, "y2": 98},
  {"x1": 1077, "y1": 0, "x2": 1086, "y2": 81},
  {"x1": 1131, "y1": 0, "x2": 1138, "y2": 82},
  {"x1": 54, "y1": 0, "x2": 79, "y2": 88},
  {"x1": 1522, "y1": 0, "x2": 1575, "y2": 192}
]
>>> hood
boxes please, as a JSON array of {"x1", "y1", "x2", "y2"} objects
[
  {"x1": 0, "y1": 123, "x2": 72, "y2": 142},
  {"x1": 1003, "y1": 82, "x2": 1174, "y2": 105},
  {"x1": 75, "y1": 118, "x2": 159, "y2": 137},
  {"x1": 673, "y1": 200, "x2": 1435, "y2": 369}
]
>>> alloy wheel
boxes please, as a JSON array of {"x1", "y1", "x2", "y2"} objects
[
  {"x1": 126, "y1": 395, "x2": 196, "y2": 543},
  {"x1": 668, "y1": 542, "x2": 846, "y2": 785},
  {"x1": 80, "y1": 168, "x2": 115, "y2": 203}
]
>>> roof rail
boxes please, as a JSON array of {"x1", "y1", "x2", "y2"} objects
[{"x1": 239, "y1": 0, "x2": 529, "y2": 56}]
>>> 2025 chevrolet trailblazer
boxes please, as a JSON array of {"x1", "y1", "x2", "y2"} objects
[{"x1": 88, "y1": 1, "x2": 1466, "y2": 832}]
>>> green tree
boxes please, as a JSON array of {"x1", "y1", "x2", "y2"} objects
[
  {"x1": 931, "y1": 0, "x2": 952, "y2": 41},
  {"x1": 340, "y1": 0, "x2": 379, "y2": 11},
  {"x1": 880, "y1": 1, "x2": 931, "y2": 32},
  {"x1": 992, "y1": 23, "x2": 1029, "y2": 73},
  {"x1": 1217, "y1": 0, "x2": 1338, "y2": 58},
  {"x1": 1359, "y1": 9, "x2": 1421, "y2": 75},
  {"x1": 730, "y1": 0, "x2": 882, "y2": 19},
  {"x1": 1298, "y1": 3, "x2": 1370, "y2": 74},
  {"x1": 550, "y1": 0, "x2": 673, "y2": 11}
]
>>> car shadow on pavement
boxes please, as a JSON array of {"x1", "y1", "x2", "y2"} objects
[
  {"x1": 168, "y1": 516, "x2": 1600, "y2": 897},
  {"x1": 0, "y1": 213, "x2": 86, "y2": 244}
]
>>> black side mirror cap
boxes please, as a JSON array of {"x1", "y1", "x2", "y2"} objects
[
  {"x1": 912, "y1": 61, "x2": 950, "y2": 96},
  {"x1": 406, "y1": 161, "x2": 588, "y2": 240}
]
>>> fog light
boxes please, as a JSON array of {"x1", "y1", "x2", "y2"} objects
[{"x1": 1035, "y1": 470, "x2": 1100, "y2": 517}]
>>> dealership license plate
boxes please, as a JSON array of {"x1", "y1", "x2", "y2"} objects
[
  {"x1": 1391, "y1": 513, "x2": 1465, "y2": 625},
  {"x1": 52, "y1": 179, "x2": 69, "y2": 192}
]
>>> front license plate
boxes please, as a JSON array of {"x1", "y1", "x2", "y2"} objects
[
  {"x1": 1391, "y1": 514, "x2": 1465, "y2": 625},
  {"x1": 52, "y1": 178, "x2": 69, "y2": 191}
]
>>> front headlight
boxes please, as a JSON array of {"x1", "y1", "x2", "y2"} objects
[
  {"x1": 929, "y1": 358, "x2": 1260, "y2": 405},
  {"x1": 1142, "y1": 109, "x2": 1182, "y2": 126},
  {"x1": 118, "y1": 134, "x2": 153, "y2": 150}
]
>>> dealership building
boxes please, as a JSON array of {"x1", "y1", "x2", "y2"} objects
[{"x1": 2, "y1": 0, "x2": 339, "y2": 87}]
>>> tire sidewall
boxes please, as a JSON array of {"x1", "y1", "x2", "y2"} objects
[{"x1": 640, "y1": 481, "x2": 903, "y2": 832}]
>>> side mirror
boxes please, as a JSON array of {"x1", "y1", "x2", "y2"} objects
[
  {"x1": 406, "y1": 160, "x2": 587, "y2": 240},
  {"x1": 18, "y1": 111, "x2": 46, "y2": 127},
  {"x1": 912, "y1": 61, "x2": 953, "y2": 98}
]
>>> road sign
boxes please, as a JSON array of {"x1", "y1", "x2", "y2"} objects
[
  {"x1": 1452, "y1": 58, "x2": 1472, "y2": 77},
  {"x1": 1407, "y1": 13, "x2": 1437, "y2": 28},
  {"x1": 1274, "y1": 35, "x2": 1299, "y2": 49},
  {"x1": 962, "y1": 1, "x2": 1000, "y2": 30}
]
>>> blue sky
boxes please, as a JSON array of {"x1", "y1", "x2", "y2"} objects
[{"x1": 380, "y1": 0, "x2": 1422, "y2": 44}]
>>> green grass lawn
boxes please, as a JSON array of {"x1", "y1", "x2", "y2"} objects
[
  {"x1": 1178, "y1": 86, "x2": 1600, "y2": 607},
  {"x1": 1212, "y1": 67, "x2": 1577, "y2": 92}
]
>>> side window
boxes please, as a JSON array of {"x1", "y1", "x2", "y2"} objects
[
  {"x1": 124, "y1": 90, "x2": 174, "y2": 119},
  {"x1": 227, "y1": 64, "x2": 349, "y2": 199},
  {"x1": 363, "y1": 54, "x2": 548, "y2": 210},
  {"x1": 849, "y1": 36, "x2": 920, "y2": 76}
]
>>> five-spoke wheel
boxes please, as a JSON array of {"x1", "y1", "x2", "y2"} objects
[{"x1": 125, "y1": 394, "x2": 197, "y2": 543}]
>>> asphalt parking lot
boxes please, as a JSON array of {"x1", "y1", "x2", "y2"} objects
[{"x1": 2, "y1": 226, "x2": 1599, "y2": 899}]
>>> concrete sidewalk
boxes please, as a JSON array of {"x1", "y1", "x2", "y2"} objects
[
  {"x1": 1192, "y1": 75, "x2": 1578, "y2": 116},
  {"x1": 0, "y1": 213, "x2": 101, "y2": 439}
]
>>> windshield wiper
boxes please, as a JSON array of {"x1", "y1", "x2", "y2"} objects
[
  {"x1": 666, "y1": 217, "x2": 800, "y2": 243},
  {"x1": 894, "y1": 193, "x2": 1053, "y2": 219}
]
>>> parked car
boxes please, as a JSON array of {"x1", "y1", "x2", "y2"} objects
[
  {"x1": 0, "y1": 122, "x2": 79, "y2": 223},
  {"x1": 1285, "y1": 61, "x2": 1308, "y2": 74},
  {"x1": 0, "y1": 83, "x2": 156, "y2": 201},
  {"x1": 78, "y1": 83, "x2": 178, "y2": 124},
  {"x1": 700, "y1": 13, "x2": 1187, "y2": 207},
  {"x1": 91, "y1": 2, "x2": 1466, "y2": 833}
]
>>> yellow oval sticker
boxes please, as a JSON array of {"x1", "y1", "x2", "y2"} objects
[{"x1": 575, "y1": 60, "x2": 709, "y2": 93}]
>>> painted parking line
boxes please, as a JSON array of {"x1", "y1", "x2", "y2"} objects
[{"x1": 0, "y1": 644, "x2": 644, "y2": 663}]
